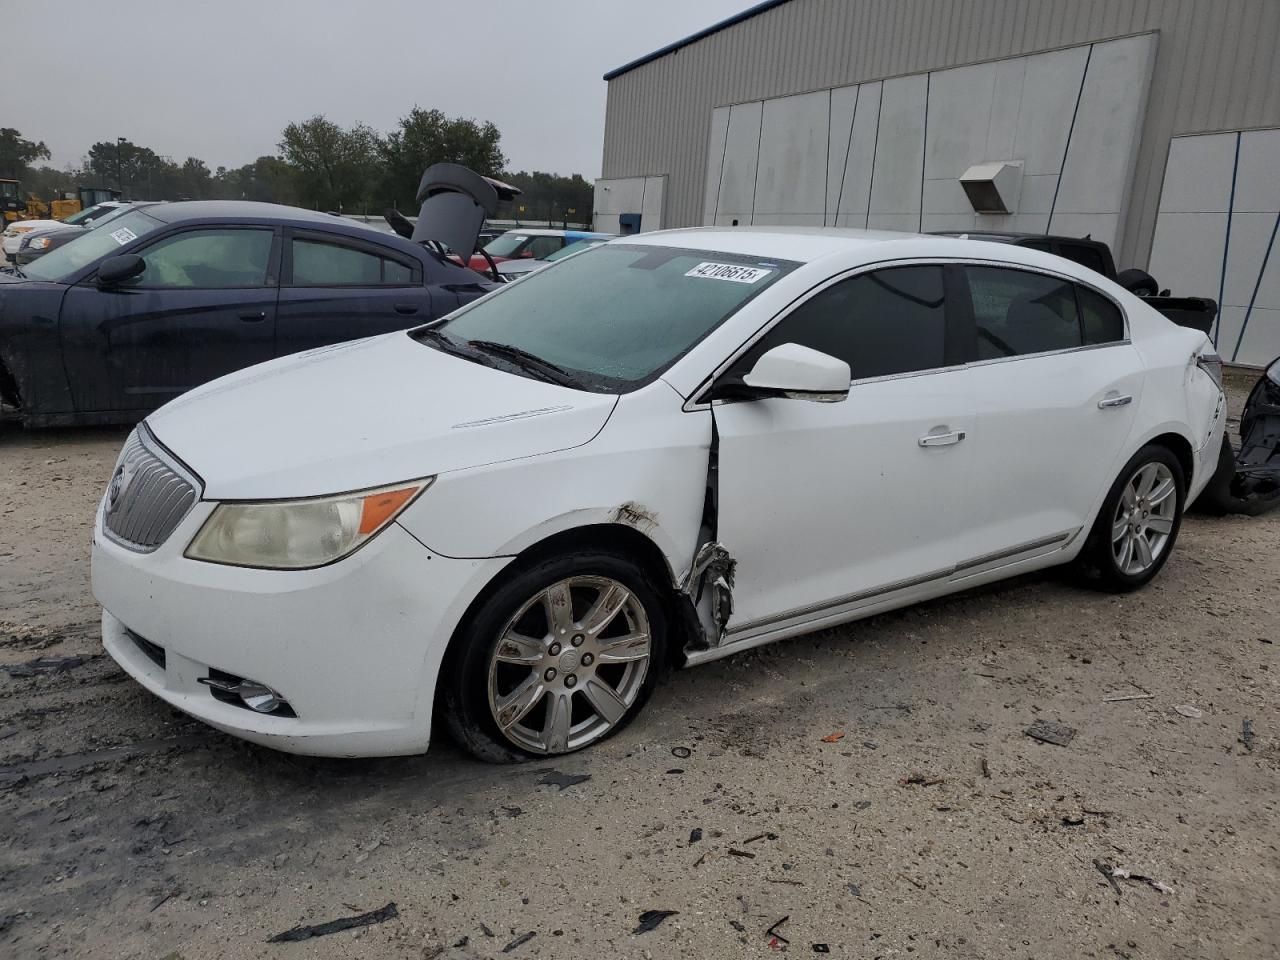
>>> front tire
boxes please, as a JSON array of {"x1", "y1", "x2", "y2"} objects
[
  {"x1": 442, "y1": 550, "x2": 667, "y2": 763},
  {"x1": 1076, "y1": 444, "x2": 1185, "y2": 591}
]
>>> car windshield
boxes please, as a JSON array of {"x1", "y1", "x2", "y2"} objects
[
  {"x1": 483, "y1": 233, "x2": 533, "y2": 257},
  {"x1": 423, "y1": 243, "x2": 797, "y2": 391},
  {"x1": 63, "y1": 203, "x2": 113, "y2": 226},
  {"x1": 22, "y1": 209, "x2": 163, "y2": 282},
  {"x1": 545, "y1": 238, "x2": 602, "y2": 262}
]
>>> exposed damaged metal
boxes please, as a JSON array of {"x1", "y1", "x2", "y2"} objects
[
  {"x1": 611, "y1": 501, "x2": 659, "y2": 532},
  {"x1": 679, "y1": 417, "x2": 737, "y2": 650}
]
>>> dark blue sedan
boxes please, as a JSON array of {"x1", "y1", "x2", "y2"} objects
[{"x1": 0, "y1": 201, "x2": 496, "y2": 427}]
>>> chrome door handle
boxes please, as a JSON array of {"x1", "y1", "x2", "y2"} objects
[
  {"x1": 1098, "y1": 394, "x2": 1133, "y2": 409},
  {"x1": 919, "y1": 430, "x2": 966, "y2": 447}
]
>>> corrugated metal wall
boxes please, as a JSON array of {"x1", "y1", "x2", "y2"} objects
[{"x1": 601, "y1": 0, "x2": 1280, "y2": 269}]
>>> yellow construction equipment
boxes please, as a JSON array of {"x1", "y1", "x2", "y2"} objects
[{"x1": 1, "y1": 180, "x2": 119, "y2": 224}]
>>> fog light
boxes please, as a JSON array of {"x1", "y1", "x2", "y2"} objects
[{"x1": 199, "y1": 674, "x2": 292, "y2": 715}]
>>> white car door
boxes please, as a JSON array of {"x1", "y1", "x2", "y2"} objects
[
  {"x1": 710, "y1": 264, "x2": 978, "y2": 639},
  {"x1": 952, "y1": 265, "x2": 1143, "y2": 569}
]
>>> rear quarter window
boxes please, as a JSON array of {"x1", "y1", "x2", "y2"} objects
[{"x1": 1077, "y1": 285, "x2": 1125, "y2": 344}]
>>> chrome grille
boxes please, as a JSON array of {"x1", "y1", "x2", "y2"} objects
[{"x1": 102, "y1": 426, "x2": 201, "y2": 552}]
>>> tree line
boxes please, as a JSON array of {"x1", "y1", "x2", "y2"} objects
[{"x1": 1, "y1": 109, "x2": 593, "y2": 224}]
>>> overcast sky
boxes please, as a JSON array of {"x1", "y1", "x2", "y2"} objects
[{"x1": 8, "y1": 0, "x2": 749, "y2": 179}]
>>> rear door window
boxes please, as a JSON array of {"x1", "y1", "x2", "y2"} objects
[
  {"x1": 525, "y1": 235, "x2": 564, "y2": 259},
  {"x1": 290, "y1": 238, "x2": 417, "y2": 286},
  {"x1": 737, "y1": 265, "x2": 949, "y2": 381},
  {"x1": 965, "y1": 266, "x2": 1082, "y2": 358}
]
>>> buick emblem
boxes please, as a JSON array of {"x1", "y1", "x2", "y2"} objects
[{"x1": 105, "y1": 465, "x2": 131, "y2": 513}]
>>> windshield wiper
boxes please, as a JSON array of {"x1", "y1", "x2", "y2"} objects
[
  {"x1": 4, "y1": 264, "x2": 26, "y2": 278},
  {"x1": 465, "y1": 340, "x2": 583, "y2": 388},
  {"x1": 416, "y1": 326, "x2": 477, "y2": 359}
]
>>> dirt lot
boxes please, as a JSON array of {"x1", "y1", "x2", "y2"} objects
[{"x1": 1, "y1": 375, "x2": 1277, "y2": 960}]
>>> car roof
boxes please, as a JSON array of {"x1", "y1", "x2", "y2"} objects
[
  {"x1": 145, "y1": 200, "x2": 377, "y2": 228},
  {"x1": 620, "y1": 226, "x2": 1115, "y2": 274},
  {"x1": 623, "y1": 226, "x2": 926, "y2": 262},
  {"x1": 140, "y1": 200, "x2": 424, "y2": 253}
]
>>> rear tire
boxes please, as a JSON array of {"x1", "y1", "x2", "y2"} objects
[
  {"x1": 1116, "y1": 268, "x2": 1159, "y2": 297},
  {"x1": 1075, "y1": 444, "x2": 1185, "y2": 592},
  {"x1": 442, "y1": 550, "x2": 668, "y2": 763}
]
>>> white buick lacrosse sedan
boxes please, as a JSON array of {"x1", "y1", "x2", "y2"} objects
[{"x1": 92, "y1": 228, "x2": 1226, "y2": 761}]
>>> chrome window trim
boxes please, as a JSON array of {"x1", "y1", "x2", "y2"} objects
[{"x1": 683, "y1": 255, "x2": 1132, "y2": 412}]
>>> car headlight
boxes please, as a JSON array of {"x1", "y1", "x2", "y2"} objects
[
  {"x1": 185, "y1": 478, "x2": 433, "y2": 569},
  {"x1": 26, "y1": 235, "x2": 53, "y2": 250}
]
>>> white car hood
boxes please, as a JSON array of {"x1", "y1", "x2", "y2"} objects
[{"x1": 146, "y1": 332, "x2": 617, "y2": 500}]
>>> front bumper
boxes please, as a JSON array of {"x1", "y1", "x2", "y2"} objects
[{"x1": 93, "y1": 502, "x2": 510, "y2": 757}]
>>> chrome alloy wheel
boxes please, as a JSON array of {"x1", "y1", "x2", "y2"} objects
[
  {"x1": 486, "y1": 576, "x2": 652, "y2": 754},
  {"x1": 1111, "y1": 462, "x2": 1177, "y2": 575}
]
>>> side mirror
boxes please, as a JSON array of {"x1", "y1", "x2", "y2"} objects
[
  {"x1": 98, "y1": 254, "x2": 145, "y2": 286},
  {"x1": 716, "y1": 343, "x2": 851, "y2": 403}
]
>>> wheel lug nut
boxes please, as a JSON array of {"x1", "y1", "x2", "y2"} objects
[
  {"x1": 581, "y1": 653, "x2": 594, "y2": 667},
  {"x1": 571, "y1": 633, "x2": 585, "y2": 647},
  {"x1": 548, "y1": 642, "x2": 561, "y2": 656},
  {"x1": 565, "y1": 674, "x2": 577, "y2": 688},
  {"x1": 544, "y1": 668, "x2": 557, "y2": 682}
]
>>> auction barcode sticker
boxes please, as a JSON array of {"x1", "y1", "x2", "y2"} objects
[
  {"x1": 110, "y1": 227, "x2": 137, "y2": 245},
  {"x1": 685, "y1": 262, "x2": 772, "y2": 283}
]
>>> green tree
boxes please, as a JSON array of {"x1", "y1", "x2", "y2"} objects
[
  {"x1": 279, "y1": 116, "x2": 382, "y2": 211},
  {"x1": 380, "y1": 107, "x2": 506, "y2": 210},
  {"x1": 0, "y1": 128, "x2": 52, "y2": 180},
  {"x1": 85, "y1": 139, "x2": 165, "y2": 195},
  {"x1": 503, "y1": 170, "x2": 593, "y2": 225}
]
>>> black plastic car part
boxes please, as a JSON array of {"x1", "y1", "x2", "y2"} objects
[{"x1": 1196, "y1": 357, "x2": 1280, "y2": 515}]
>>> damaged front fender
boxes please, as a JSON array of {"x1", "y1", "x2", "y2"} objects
[{"x1": 680, "y1": 541, "x2": 736, "y2": 650}]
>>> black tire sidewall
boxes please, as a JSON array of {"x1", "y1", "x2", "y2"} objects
[
  {"x1": 1085, "y1": 444, "x2": 1186, "y2": 590},
  {"x1": 443, "y1": 550, "x2": 668, "y2": 763}
]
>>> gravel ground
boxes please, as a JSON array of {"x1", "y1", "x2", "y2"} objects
[{"x1": 1, "y1": 373, "x2": 1276, "y2": 960}]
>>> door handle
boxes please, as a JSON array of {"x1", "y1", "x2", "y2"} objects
[
  {"x1": 393, "y1": 303, "x2": 419, "y2": 315},
  {"x1": 239, "y1": 311, "x2": 266, "y2": 322},
  {"x1": 1098, "y1": 394, "x2": 1133, "y2": 409},
  {"x1": 918, "y1": 430, "x2": 966, "y2": 447}
]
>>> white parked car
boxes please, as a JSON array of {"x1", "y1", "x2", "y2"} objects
[
  {"x1": 92, "y1": 228, "x2": 1227, "y2": 761},
  {"x1": 2, "y1": 201, "x2": 131, "y2": 260}
]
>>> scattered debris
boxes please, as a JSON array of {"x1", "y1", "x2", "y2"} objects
[
  {"x1": 1240, "y1": 719, "x2": 1255, "y2": 752},
  {"x1": 1061, "y1": 816, "x2": 1085, "y2": 827},
  {"x1": 728, "y1": 848, "x2": 755, "y2": 859},
  {"x1": 813, "y1": 945, "x2": 831, "y2": 954},
  {"x1": 689, "y1": 827, "x2": 703, "y2": 844},
  {"x1": 267, "y1": 902, "x2": 398, "y2": 942},
  {"x1": 765, "y1": 916, "x2": 790, "y2": 945},
  {"x1": 501, "y1": 931, "x2": 536, "y2": 953},
  {"x1": 1024, "y1": 719, "x2": 1076, "y2": 747},
  {"x1": 479, "y1": 922, "x2": 495, "y2": 938},
  {"x1": 150, "y1": 889, "x2": 181, "y2": 912},
  {"x1": 1111, "y1": 867, "x2": 1174, "y2": 895},
  {"x1": 846, "y1": 882, "x2": 863, "y2": 898},
  {"x1": 666, "y1": 768, "x2": 684, "y2": 775},
  {"x1": 1174, "y1": 704, "x2": 1202, "y2": 718},
  {"x1": 980, "y1": 756, "x2": 991, "y2": 779},
  {"x1": 820, "y1": 731, "x2": 845, "y2": 743},
  {"x1": 693, "y1": 851, "x2": 709, "y2": 868},
  {"x1": 729, "y1": 920, "x2": 747, "y2": 933},
  {"x1": 767, "y1": 877, "x2": 803, "y2": 886},
  {"x1": 502, "y1": 805, "x2": 523, "y2": 818},
  {"x1": 862, "y1": 740, "x2": 878, "y2": 750},
  {"x1": 632, "y1": 910, "x2": 678, "y2": 934},
  {"x1": 743, "y1": 832, "x2": 777, "y2": 844},
  {"x1": 671, "y1": 746, "x2": 692, "y2": 759},
  {"x1": 5, "y1": 655, "x2": 85, "y2": 678},
  {"x1": 1102, "y1": 693, "x2": 1155, "y2": 702},
  {"x1": 901, "y1": 772, "x2": 944, "y2": 787},
  {"x1": 536, "y1": 770, "x2": 591, "y2": 791},
  {"x1": 899, "y1": 873, "x2": 927, "y2": 890},
  {"x1": 1093, "y1": 859, "x2": 1123, "y2": 897}
]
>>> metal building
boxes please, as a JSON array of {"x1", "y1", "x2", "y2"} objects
[{"x1": 594, "y1": 0, "x2": 1280, "y2": 365}]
